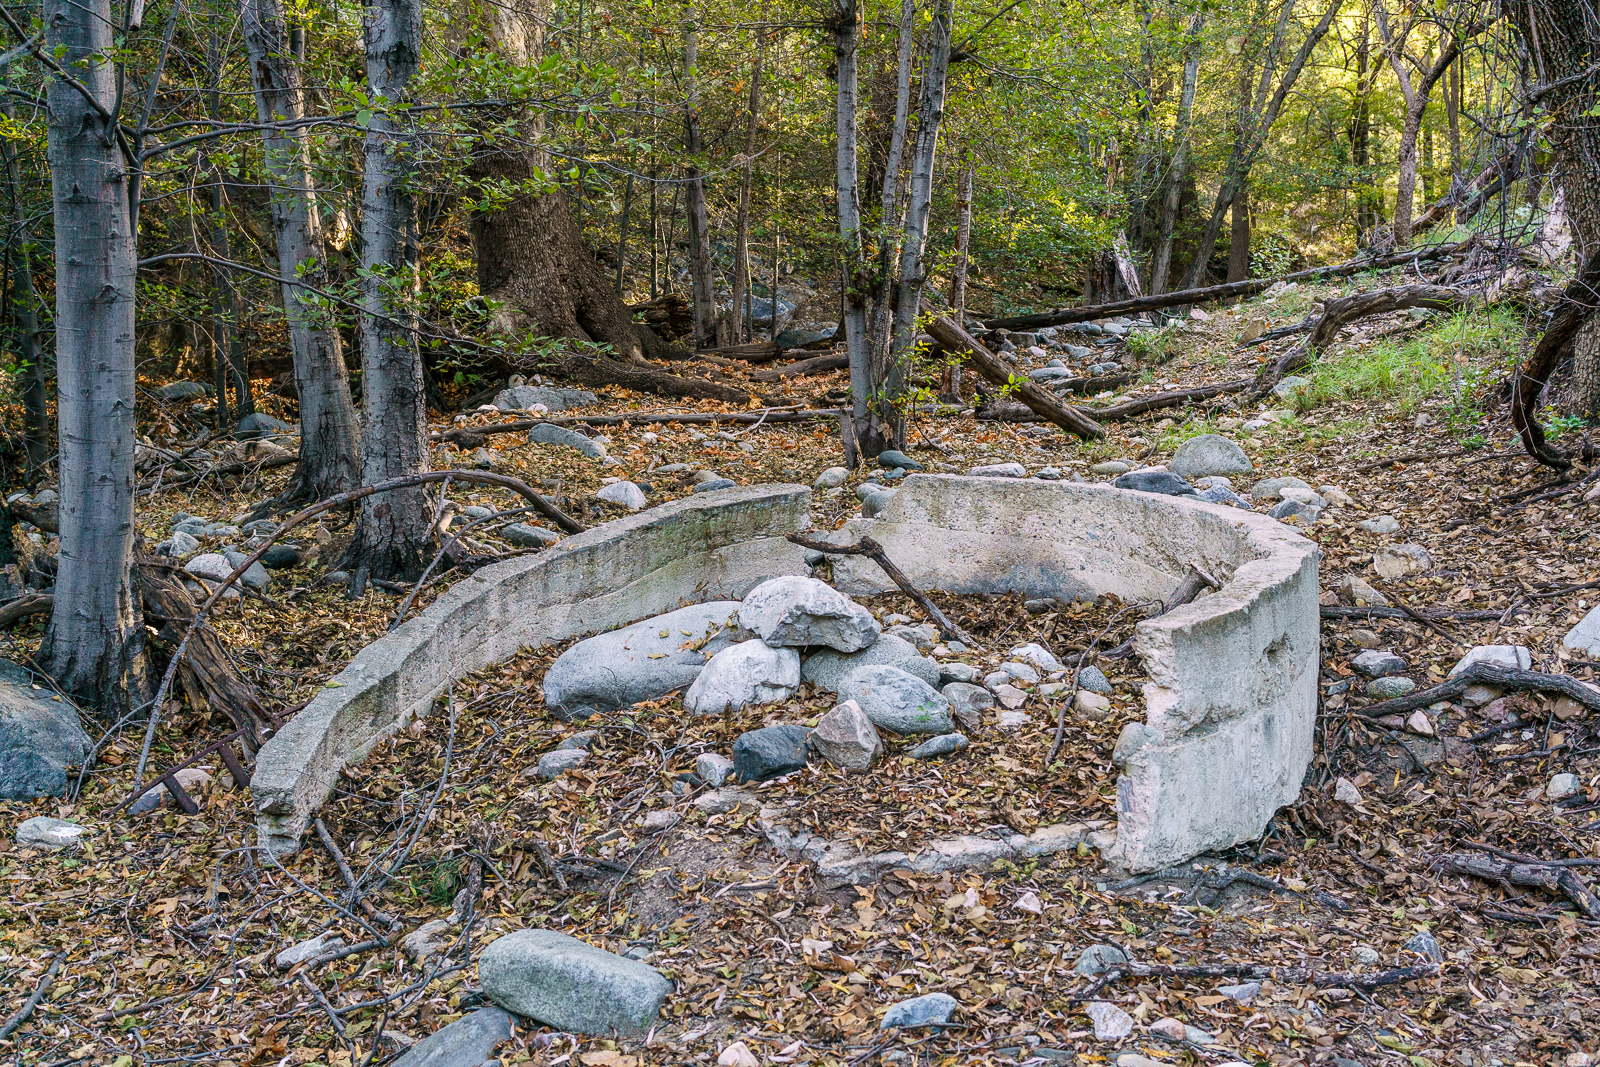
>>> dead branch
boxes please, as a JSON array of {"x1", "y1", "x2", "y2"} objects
[
  {"x1": 1093, "y1": 379, "x2": 1253, "y2": 420},
  {"x1": 921, "y1": 302, "x2": 1106, "y2": 440},
  {"x1": 786, "y1": 532, "x2": 978, "y2": 647},
  {"x1": 751, "y1": 351, "x2": 849, "y2": 381},
  {"x1": 433, "y1": 407, "x2": 839, "y2": 446},
  {"x1": 984, "y1": 240, "x2": 1471, "y2": 330},
  {"x1": 1511, "y1": 246, "x2": 1600, "y2": 470},
  {"x1": 561, "y1": 351, "x2": 762, "y2": 406},
  {"x1": 1353, "y1": 662, "x2": 1600, "y2": 720},
  {"x1": 1435, "y1": 852, "x2": 1600, "y2": 920},
  {"x1": 0, "y1": 951, "x2": 64, "y2": 1041},
  {"x1": 1077, "y1": 960, "x2": 1440, "y2": 1002},
  {"x1": 1258, "y1": 285, "x2": 1473, "y2": 392},
  {"x1": 0, "y1": 593, "x2": 52, "y2": 628},
  {"x1": 695, "y1": 340, "x2": 782, "y2": 362},
  {"x1": 1101, "y1": 564, "x2": 1219, "y2": 660},
  {"x1": 6, "y1": 500, "x2": 57, "y2": 533}
]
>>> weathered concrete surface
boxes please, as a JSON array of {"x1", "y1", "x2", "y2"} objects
[
  {"x1": 252, "y1": 486, "x2": 812, "y2": 855},
  {"x1": 829, "y1": 474, "x2": 1320, "y2": 872}
]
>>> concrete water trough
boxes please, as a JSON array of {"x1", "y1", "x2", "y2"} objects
[{"x1": 251, "y1": 474, "x2": 1319, "y2": 873}]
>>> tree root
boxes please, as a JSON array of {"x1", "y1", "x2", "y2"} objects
[
  {"x1": 1352, "y1": 662, "x2": 1600, "y2": 720},
  {"x1": 1435, "y1": 852, "x2": 1600, "y2": 920}
]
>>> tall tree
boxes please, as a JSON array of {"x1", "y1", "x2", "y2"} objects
[
  {"x1": 240, "y1": 0, "x2": 363, "y2": 502},
  {"x1": 40, "y1": 0, "x2": 147, "y2": 706},
  {"x1": 728, "y1": 48, "x2": 762, "y2": 344},
  {"x1": 1373, "y1": 0, "x2": 1475, "y2": 249},
  {"x1": 682, "y1": 4, "x2": 719, "y2": 346},
  {"x1": 1150, "y1": 10, "x2": 1204, "y2": 295},
  {"x1": 347, "y1": 0, "x2": 431, "y2": 589}
]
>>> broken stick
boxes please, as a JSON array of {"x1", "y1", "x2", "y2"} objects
[
  {"x1": 1352, "y1": 662, "x2": 1600, "y2": 720},
  {"x1": 1435, "y1": 852, "x2": 1600, "y2": 920},
  {"x1": 786, "y1": 532, "x2": 978, "y2": 648},
  {"x1": 1101, "y1": 564, "x2": 1220, "y2": 660}
]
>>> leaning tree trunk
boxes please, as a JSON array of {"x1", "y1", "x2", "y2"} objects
[
  {"x1": 42, "y1": 0, "x2": 148, "y2": 709},
  {"x1": 830, "y1": 0, "x2": 875, "y2": 466},
  {"x1": 347, "y1": 0, "x2": 432, "y2": 588},
  {"x1": 240, "y1": 0, "x2": 362, "y2": 502}
]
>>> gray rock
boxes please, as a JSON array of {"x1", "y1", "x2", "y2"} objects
[
  {"x1": 543, "y1": 599, "x2": 745, "y2": 713},
  {"x1": 837, "y1": 665, "x2": 954, "y2": 735},
  {"x1": 808, "y1": 699, "x2": 882, "y2": 772},
  {"x1": 1028, "y1": 366, "x2": 1071, "y2": 380},
  {"x1": 1269, "y1": 498, "x2": 1322, "y2": 522},
  {"x1": 691, "y1": 478, "x2": 737, "y2": 493},
  {"x1": 1218, "y1": 981, "x2": 1259, "y2": 1003},
  {"x1": 184, "y1": 553, "x2": 234, "y2": 582},
  {"x1": 275, "y1": 933, "x2": 344, "y2": 969},
  {"x1": 732, "y1": 723, "x2": 812, "y2": 782},
  {"x1": 596, "y1": 482, "x2": 647, "y2": 511},
  {"x1": 966, "y1": 462, "x2": 1026, "y2": 478},
  {"x1": 259, "y1": 545, "x2": 304, "y2": 569},
  {"x1": 739, "y1": 576, "x2": 878, "y2": 652},
  {"x1": 528, "y1": 424, "x2": 604, "y2": 459},
  {"x1": 1197, "y1": 484, "x2": 1252, "y2": 508},
  {"x1": 389, "y1": 1008, "x2": 514, "y2": 1067},
  {"x1": 502, "y1": 523, "x2": 561, "y2": 548},
  {"x1": 1449, "y1": 644, "x2": 1533, "y2": 676},
  {"x1": 1366, "y1": 677, "x2": 1416, "y2": 698},
  {"x1": 1008, "y1": 642, "x2": 1061, "y2": 672},
  {"x1": 1270, "y1": 375, "x2": 1311, "y2": 398},
  {"x1": 815, "y1": 467, "x2": 849, "y2": 489},
  {"x1": 222, "y1": 550, "x2": 273, "y2": 591},
  {"x1": 906, "y1": 733, "x2": 968, "y2": 759},
  {"x1": 1087, "y1": 361, "x2": 1120, "y2": 374},
  {"x1": 1563, "y1": 605, "x2": 1600, "y2": 657},
  {"x1": 1073, "y1": 943, "x2": 1128, "y2": 975},
  {"x1": 1351, "y1": 945, "x2": 1381, "y2": 965},
  {"x1": 459, "y1": 505, "x2": 494, "y2": 521},
  {"x1": 861, "y1": 488, "x2": 898, "y2": 518},
  {"x1": 157, "y1": 381, "x2": 209, "y2": 400},
  {"x1": 856, "y1": 482, "x2": 884, "y2": 501},
  {"x1": 1357, "y1": 515, "x2": 1400, "y2": 534},
  {"x1": 939, "y1": 663, "x2": 981, "y2": 684},
  {"x1": 1352, "y1": 649, "x2": 1406, "y2": 677},
  {"x1": 16, "y1": 815, "x2": 87, "y2": 850},
  {"x1": 1075, "y1": 666, "x2": 1112, "y2": 694},
  {"x1": 479, "y1": 929, "x2": 671, "y2": 1034},
  {"x1": 941, "y1": 682, "x2": 994, "y2": 731},
  {"x1": 557, "y1": 730, "x2": 599, "y2": 751},
  {"x1": 1250, "y1": 475, "x2": 1311, "y2": 502},
  {"x1": 881, "y1": 991, "x2": 958, "y2": 1029},
  {"x1": 494, "y1": 385, "x2": 598, "y2": 412},
  {"x1": 536, "y1": 749, "x2": 588, "y2": 779},
  {"x1": 1000, "y1": 661, "x2": 1041, "y2": 685},
  {"x1": 235, "y1": 412, "x2": 294, "y2": 440},
  {"x1": 1403, "y1": 930, "x2": 1443, "y2": 963},
  {"x1": 802, "y1": 633, "x2": 940, "y2": 691},
  {"x1": 684, "y1": 640, "x2": 800, "y2": 714},
  {"x1": 774, "y1": 325, "x2": 836, "y2": 348},
  {"x1": 0, "y1": 662, "x2": 92, "y2": 800},
  {"x1": 1113, "y1": 471, "x2": 1196, "y2": 496},
  {"x1": 164, "y1": 530, "x2": 201, "y2": 557},
  {"x1": 694, "y1": 752, "x2": 735, "y2": 787},
  {"x1": 1547, "y1": 772, "x2": 1580, "y2": 800},
  {"x1": 1169, "y1": 434, "x2": 1253, "y2": 480},
  {"x1": 1087, "y1": 1002, "x2": 1134, "y2": 1042},
  {"x1": 1035, "y1": 466, "x2": 1062, "y2": 480},
  {"x1": 876, "y1": 450, "x2": 922, "y2": 471}
]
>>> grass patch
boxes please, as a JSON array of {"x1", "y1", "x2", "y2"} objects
[{"x1": 1306, "y1": 303, "x2": 1523, "y2": 415}]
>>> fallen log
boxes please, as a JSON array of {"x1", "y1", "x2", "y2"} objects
[
  {"x1": 561, "y1": 352, "x2": 760, "y2": 406},
  {"x1": 1091, "y1": 379, "x2": 1253, "y2": 420},
  {"x1": 1511, "y1": 246, "x2": 1600, "y2": 470},
  {"x1": 695, "y1": 340, "x2": 782, "y2": 362},
  {"x1": 1258, "y1": 284, "x2": 1473, "y2": 392},
  {"x1": 984, "y1": 241, "x2": 1471, "y2": 330},
  {"x1": 1352, "y1": 662, "x2": 1600, "y2": 720},
  {"x1": 1435, "y1": 852, "x2": 1600, "y2": 920},
  {"x1": 0, "y1": 593, "x2": 52, "y2": 628},
  {"x1": 751, "y1": 351, "x2": 848, "y2": 382},
  {"x1": 921, "y1": 302, "x2": 1106, "y2": 440},
  {"x1": 433, "y1": 407, "x2": 842, "y2": 446}
]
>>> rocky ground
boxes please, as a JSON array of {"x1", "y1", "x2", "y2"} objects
[{"x1": 2, "y1": 277, "x2": 1599, "y2": 1067}]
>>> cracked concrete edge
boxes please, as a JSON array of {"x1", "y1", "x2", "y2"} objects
[
  {"x1": 820, "y1": 474, "x2": 1321, "y2": 873},
  {"x1": 763, "y1": 820, "x2": 1112, "y2": 887},
  {"x1": 250, "y1": 485, "x2": 814, "y2": 857}
]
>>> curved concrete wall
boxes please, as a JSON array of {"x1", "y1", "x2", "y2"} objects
[
  {"x1": 252, "y1": 474, "x2": 1319, "y2": 874},
  {"x1": 827, "y1": 475, "x2": 1320, "y2": 872},
  {"x1": 251, "y1": 486, "x2": 813, "y2": 856}
]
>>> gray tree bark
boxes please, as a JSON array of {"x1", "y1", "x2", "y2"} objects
[
  {"x1": 729, "y1": 50, "x2": 761, "y2": 344},
  {"x1": 41, "y1": 0, "x2": 148, "y2": 708},
  {"x1": 1150, "y1": 12, "x2": 1203, "y2": 295},
  {"x1": 831, "y1": 0, "x2": 873, "y2": 465},
  {"x1": 240, "y1": 0, "x2": 362, "y2": 502},
  {"x1": 682, "y1": 8, "x2": 720, "y2": 346},
  {"x1": 347, "y1": 0, "x2": 431, "y2": 587}
]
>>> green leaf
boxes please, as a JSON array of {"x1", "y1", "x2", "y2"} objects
[{"x1": 355, "y1": 109, "x2": 374, "y2": 128}]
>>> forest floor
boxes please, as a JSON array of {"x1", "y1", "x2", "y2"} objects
[{"x1": 2, "y1": 277, "x2": 1599, "y2": 1067}]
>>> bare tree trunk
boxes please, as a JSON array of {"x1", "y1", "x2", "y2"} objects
[
  {"x1": 42, "y1": 0, "x2": 148, "y2": 709},
  {"x1": 831, "y1": 0, "x2": 873, "y2": 466},
  {"x1": 729, "y1": 50, "x2": 761, "y2": 344},
  {"x1": 1227, "y1": 184, "x2": 1252, "y2": 282},
  {"x1": 347, "y1": 0, "x2": 431, "y2": 588},
  {"x1": 682, "y1": 8, "x2": 719, "y2": 346},
  {"x1": 885, "y1": 0, "x2": 955, "y2": 449},
  {"x1": 0, "y1": 107, "x2": 48, "y2": 476},
  {"x1": 942, "y1": 159, "x2": 973, "y2": 402},
  {"x1": 1351, "y1": 15, "x2": 1376, "y2": 244},
  {"x1": 240, "y1": 0, "x2": 362, "y2": 502},
  {"x1": 1150, "y1": 12, "x2": 1203, "y2": 294},
  {"x1": 615, "y1": 173, "x2": 633, "y2": 296},
  {"x1": 1446, "y1": 52, "x2": 1462, "y2": 190},
  {"x1": 204, "y1": 25, "x2": 252, "y2": 425},
  {"x1": 865, "y1": 0, "x2": 916, "y2": 371}
]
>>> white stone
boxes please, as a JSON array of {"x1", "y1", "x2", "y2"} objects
[
  {"x1": 1075, "y1": 690, "x2": 1111, "y2": 719},
  {"x1": 738, "y1": 576, "x2": 879, "y2": 652},
  {"x1": 276, "y1": 933, "x2": 344, "y2": 969},
  {"x1": 815, "y1": 466, "x2": 849, "y2": 489},
  {"x1": 1547, "y1": 773, "x2": 1580, "y2": 800},
  {"x1": 1334, "y1": 777, "x2": 1364, "y2": 806},
  {"x1": 16, "y1": 816, "x2": 85, "y2": 850},
  {"x1": 1357, "y1": 515, "x2": 1401, "y2": 534},
  {"x1": 808, "y1": 699, "x2": 883, "y2": 772},
  {"x1": 1169, "y1": 434, "x2": 1253, "y2": 480},
  {"x1": 1448, "y1": 645, "x2": 1532, "y2": 677},
  {"x1": 1562, "y1": 606, "x2": 1600, "y2": 657},
  {"x1": 1008, "y1": 642, "x2": 1062, "y2": 672},
  {"x1": 183, "y1": 553, "x2": 233, "y2": 582},
  {"x1": 717, "y1": 1042, "x2": 759, "y2": 1067},
  {"x1": 1373, "y1": 543, "x2": 1433, "y2": 578},
  {"x1": 1405, "y1": 710, "x2": 1434, "y2": 737},
  {"x1": 1337, "y1": 574, "x2": 1390, "y2": 607},
  {"x1": 1086, "y1": 1001, "x2": 1135, "y2": 1041},
  {"x1": 596, "y1": 481, "x2": 647, "y2": 511},
  {"x1": 966, "y1": 462, "x2": 1027, "y2": 478},
  {"x1": 684, "y1": 641, "x2": 800, "y2": 714},
  {"x1": 695, "y1": 752, "x2": 735, "y2": 787},
  {"x1": 694, "y1": 787, "x2": 759, "y2": 814}
]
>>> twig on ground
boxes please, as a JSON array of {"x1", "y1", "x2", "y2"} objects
[
  {"x1": 1075, "y1": 960, "x2": 1440, "y2": 1003},
  {"x1": 785, "y1": 532, "x2": 979, "y2": 647},
  {"x1": 0, "y1": 951, "x2": 65, "y2": 1041}
]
